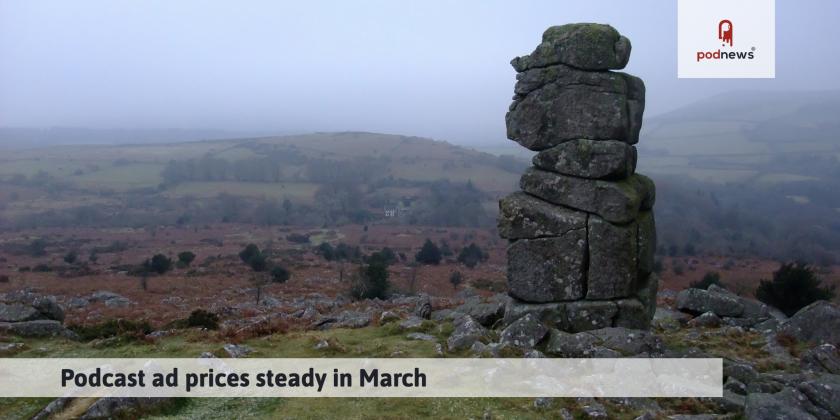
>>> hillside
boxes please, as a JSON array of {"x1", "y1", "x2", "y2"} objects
[
  {"x1": 0, "y1": 132, "x2": 524, "y2": 229},
  {"x1": 639, "y1": 90, "x2": 840, "y2": 184}
]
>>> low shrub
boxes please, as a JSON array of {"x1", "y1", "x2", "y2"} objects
[{"x1": 69, "y1": 319, "x2": 153, "y2": 341}]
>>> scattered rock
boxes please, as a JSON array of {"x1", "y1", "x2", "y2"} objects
[
  {"x1": 499, "y1": 314, "x2": 548, "y2": 349},
  {"x1": 379, "y1": 311, "x2": 400, "y2": 324},
  {"x1": 398, "y1": 316, "x2": 425, "y2": 330},
  {"x1": 801, "y1": 344, "x2": 840, "y2": 374},
  {"x1": 446, "y1": 316, "x2": 491, "y2": 351},
  {"x1": 577, "y1": 397, "x2": 608, "y2": 418},
  {"x1": 688, "y1": 311, "x2": 722, "y2": 328},
  {"x1": 455, "y1": 298, "x2": 507, "y2": 327},
  {"x1": 797, "y1": 374, "x2": 840, "y2": 418},
  {"x1": 779, "y1": 301, "x2": 840, "y2": 345},
  {"x1": 406, "y1": 332, "x2": 436, "y2": 342},
  {"x1": 0, "y1": 320, "x2": 77, "y2": 339},
  {"x1": 414, "y1": 295, "x2": 432, "y2": 320},
  {"x1": 744, "y1": 387, "x2": 828, "y2": 420},
  {"x1": 31, "y1": 398, "x2": 72, "y2": 420},
  {"x1": 223, "y1": 343, "x2": 252, "y2": 358},
  {"x1": 0, "y1": 342, "x2": 25, "y2": 356},
  {"x1": 314, "y1": 339, "x2": 330, "y2": 350},
  {"x1": 0, "y1": 302, "x2": 43, "y2": 322},
  {"x1": 314, "y1": 310, "x2": 371, "y2": 330},
  {"x1": 676, "y1": 287, "x2": 744, "y2": 318}
]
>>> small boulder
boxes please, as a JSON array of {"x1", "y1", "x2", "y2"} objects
[
  {"x1": 687, "y1": 311, "x2": 722, "y2": 328},
  {"x1": 544, "y1": 329, "x2": 600, "y2": 357},
  {"x1": 447, "y1": 316, "x2": 491, "y2": 351},
  {"x1": 676, "y1": 288, "x2": 744, "y2": 318},
  {"x1": 796, "y1": 374, "x2": 840, "y2": 418},
  {"x1": 223, "y1": 343, "x2": 252, "y2": 358},
  {"x1": 0, "y1": 342, "x2": 25, "y2": 356},
  {"x1": 0, "y1": 320, "x2": 77, "y2": 339},
  {"x1": 454, "y1": 299, "x2": 506, "y2": 327},
  {"x1": 399, "y1": 316, "x2": 425, "y2": 330},
  {"x1": 32, "y1": 297, "x2": 64, "y2": 322},
  {"x1": 379, "y1": 311, "x2": 400, "y2": 324},
  {"x1": 0, "y1": 302, "x2": 43, "y2": 322},
  {"x1": 414, "y1": 295, "x2": 432, "y2": 320},
  {"x1": 406, "y1": 332, "x2": 436, "y2": 342},
  {"x1": 778, "y1": 301, "x2": 840, "y2": 345},
  {"x1": 801, "y1": 344, "x2": 840, "y2": 374},
  {"x1": 499, "y1": 314, "x2": 548, "y2": 349}
]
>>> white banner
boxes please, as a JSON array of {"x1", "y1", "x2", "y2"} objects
[{"x1": 0, "y1": 358, "x2": 722, "y2": 398}]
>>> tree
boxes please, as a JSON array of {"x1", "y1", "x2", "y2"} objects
[
  {"x1": 690, "y1": 272, "x2": 723, "y2": 290},
  {"x1": 63, "y1": 251, "x2": 78, "y2": 264},
  {"x1": 756, "y1": 262, "x2": 836, "y2": 317},
  {"x1": 271, "y1": 265, "x2": 291, "y2": 283},
  {"x1": 440, "y1": 240, "x2": 453, "y2": 257},
  {"x1": 177, "y1": 251, "x2": 196, "y2": 267},
  {"x1": 457, "y1": 243, "x2": 487, "y2": 268},
  {"x1": 143, "y1": 254, "x2": 172, "y2": 275},
  {"x1": 415, "y1": 239, "x2": 442, "y2": 265},
  {"x1": 239, "y1": 244, "x2": 261, "y2": 265},
  {"x1": 350, "y1": 259, "x2": 390, "y2": 300},
  {"x1": 239, "y1": 244, "x2": 269, "y2": 303},
  {"x1": 316, "y1": 242, "x2": 335, "y2": 261},
  {"x1": 449, "y1": 271, "x2": 463, "y2": 290},
  {"x1": 28, "y1": 239, "x2": 47, "y2": 257},
  {"x1": 368, "y1": 247, "x2": 397, "y2": 266}
]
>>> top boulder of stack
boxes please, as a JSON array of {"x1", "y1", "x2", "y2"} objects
[{"x1": 511, "y1": 23, "x2": 631, "y2": 72}]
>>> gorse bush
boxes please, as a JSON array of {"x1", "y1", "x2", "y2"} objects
[
  {"x1": 755, "y1": 262, "x2": 836, "y2": 316},
  {"x1": 70, "y1": 319, "x2": 153, "y2": 341},
  {"x1": 186, "y1": 309, "x2": 219, "y2": 330}
]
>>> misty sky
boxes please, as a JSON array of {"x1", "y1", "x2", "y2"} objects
[{"x1": 2, "y1": 0, "x2": 839, "y2": 145}]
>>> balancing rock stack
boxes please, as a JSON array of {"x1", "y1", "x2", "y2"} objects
[{"x1": 499, "y1": 23, "x2": 657, "y2": 332}]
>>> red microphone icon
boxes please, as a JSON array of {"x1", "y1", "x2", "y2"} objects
[{"x1": 719, "y1": 19, "x2": 733, "y2": 47}]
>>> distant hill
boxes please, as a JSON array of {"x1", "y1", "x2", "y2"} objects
[
  {"x1": 638, "y1": 90, "x2": 840, "y2": 185},
  {"x1": 0, "y1": 127, "x2": 274, "y2": 150}
]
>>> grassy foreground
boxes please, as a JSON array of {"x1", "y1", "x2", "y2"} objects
[{"x1": 1, "y1": 322, "x2": 732, "y2": 419}]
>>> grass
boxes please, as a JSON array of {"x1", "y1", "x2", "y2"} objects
[
  {"x1": 0, "y1": 324, "x2": 581, "y2": 419},
  {"x1": 1, "y1": 320, "x2": 755, "y2": 419}
]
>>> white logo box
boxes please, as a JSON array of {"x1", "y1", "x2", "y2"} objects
[{"x1": 678, "y1": 0, "x2": 775, "y2": 78}]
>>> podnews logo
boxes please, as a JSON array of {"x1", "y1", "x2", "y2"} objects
[
  {"x1": 696, "y1": 19, "x2": 755, "y2": 62},
  {"x1": 678, "y1": 0, "x2": 774, "y2": 78}
]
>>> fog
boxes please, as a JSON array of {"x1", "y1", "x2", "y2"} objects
[{"x1": 1, "y1": 0, "x2": 839, "y2": 145}]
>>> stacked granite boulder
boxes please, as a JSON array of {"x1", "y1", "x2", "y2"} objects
[{"x1": 498, "y1": 23, "x2": 657, "y2": 332}]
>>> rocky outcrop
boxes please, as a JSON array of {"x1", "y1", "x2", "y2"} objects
[
  {"x1": 0, "y1": 294, "x2": 74, "y2": 338},
  {"x1": 500, "y1": 23, "x2": 656, "y2": 333},
  {"x1": 778, "y1": 301, "x2": 840, "y2": 345}
]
